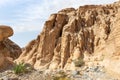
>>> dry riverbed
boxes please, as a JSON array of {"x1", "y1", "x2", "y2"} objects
[{"x1": 0, "y1": 65, "x2": 119, "y2": 80}]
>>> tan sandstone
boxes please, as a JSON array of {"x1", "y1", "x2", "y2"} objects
[
  {"x1": 0, "y1": 25, "x2": 13, "y2": 41},
  {"x1": 0, "y1": 25, "x2": 21, "y2": 70},
  {"x1": 16, "y1": 1, "x2": 120, "y2": 79}
]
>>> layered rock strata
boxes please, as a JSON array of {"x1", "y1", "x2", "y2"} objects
[{"x1": 16, "y1": 1, "x2": 120, "y2": 78}]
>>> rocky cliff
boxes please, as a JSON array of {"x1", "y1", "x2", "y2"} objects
[
  {"x1": 0, "y1": 25, "x2": 21, "y2": 70},
  {"x1": 16, "y1": 1, "x2": 120, "y2": 78}
]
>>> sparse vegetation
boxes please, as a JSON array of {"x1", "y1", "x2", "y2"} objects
[
  {"x1": 73, "y1": 58, "x2": 84, "y2": 67},
  {"x1": 13, "y1": 62, "x2": 26, "y2": 74},
  {"x1": 52, "y1": 71, "x2": 71, "y2": 80}
]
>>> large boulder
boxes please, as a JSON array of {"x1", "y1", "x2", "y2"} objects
[
  {"x1": 16, "y1": 1, "x2": 120, "y2": 79},
  {"x1": 0, "y1": 25, "x2": 13, "y2": 41},
  {"x1": 0, "y1": 25, "x2": 21, "y2": 70}
]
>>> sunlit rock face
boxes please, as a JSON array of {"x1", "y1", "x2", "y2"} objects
[
  {"x1": 0, "y1": 25, "x2": 13, "y2": 41},
  {"x1": 0, "y1": 25, "x2": 21, "y2": 70},
  {"x1": 16, "y1": 1, "x2": 120, "y2": 79}
]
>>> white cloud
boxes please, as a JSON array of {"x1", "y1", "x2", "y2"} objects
[
  {"x1": 0, "y1": 0, "x2": 12, "y2": 5},
  {"x1": 0, "y1": 0, "x2": 118, "y2": 47},
  {"x1": 0, "y1": 0, "x2": 21, "y2": 7},
  {"x1": 0, "y1": 0, "x2": 118, "y2": 33}
]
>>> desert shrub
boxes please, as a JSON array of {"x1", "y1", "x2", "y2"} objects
[
  {"x1": 13, "y1": 62, "x2": 26, "y2": 74},
  {"x1": 73, "y1": 58, "x2": 84, "y2": 67}
]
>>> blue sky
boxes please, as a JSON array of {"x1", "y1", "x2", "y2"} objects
[{"x1": 0, "y1": 0, "x2": 118, "y2": 47}]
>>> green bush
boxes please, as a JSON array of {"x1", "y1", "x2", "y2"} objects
[
  {"x1": 13, "y1": 62, "x2": 26, "y2": 74},
  {"x1": 73, "y1": 58, "x2": 84, "y2": 67}
]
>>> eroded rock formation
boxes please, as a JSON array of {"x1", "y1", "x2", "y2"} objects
[
  {"x1": 16, "y1": 1, "x2": 120, "y2": 78},
  {"x1": 0, "y1": 25, "x2": 21, "y2": 70}
]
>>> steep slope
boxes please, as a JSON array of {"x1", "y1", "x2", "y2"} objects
[
  {"x1": 0, "y1": 25, "x2": 21, "y2": 70},
  {"x1": 16, "y1": 1, "x2": 120, "y2": 78}
]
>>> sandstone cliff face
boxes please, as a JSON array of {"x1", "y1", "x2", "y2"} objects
[
  {"x1": 0, "y1": 25, "x2": 21, "y2": 70},
  {"x1": 16, "y1": 1, "x2": 120, "y2": 78}
]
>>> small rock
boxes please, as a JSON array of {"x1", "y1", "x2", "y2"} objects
[
  {"x1": 1, "y1": 76, "x2": 9, "y2": 80},
  {"x1": 74, "y1": 75, "x2": 81, "y2": 78},
  {"x1": 82, "y1": 66, "x2": 88, "y2": 71},
  {"x1": 71, "y1": 70, "x2": 79, "y2": 76},
  {"x1": 5, "y1": 70, "x2": 13, "y2": 74},
  {"x1": 44, "y1": 69, "x2": 52, "y2": 75},
  {"x1": 82, "y1": 73, "x2": 89, "y2": 79},
  {"x1": 38, "y1": 70, "x2": 44, "y2": 74},
  {"x1": 94, "y1": 66, "x2": 99, "y2": 71},
  {"x1": 0, "y1": 78, "x2": 3, "y2": 80},
  {"x1": 9, "y1": 77, "x2": 18, "y2": 80}
]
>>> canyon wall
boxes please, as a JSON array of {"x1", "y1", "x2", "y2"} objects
[{"x1": 16, "y1": 1, "x2": 120, "y2": 78}]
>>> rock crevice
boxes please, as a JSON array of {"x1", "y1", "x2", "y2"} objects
[{"x1": 16, "y1": 1, "x2": 120, "y2": 78}]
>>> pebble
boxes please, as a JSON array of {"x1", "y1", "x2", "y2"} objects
[
  {"x1": 1, "y1": 76, "x2": 9, "y2": 80},
  {"x1": 0, "y1": 66, "x2": 119, "y2": 80},
  {"x1": 9, "y1": 77, "x2": 18, "y2": 80},
  {"x1": 71, "y1": 70, "x2": 79, "y2": 76}
]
